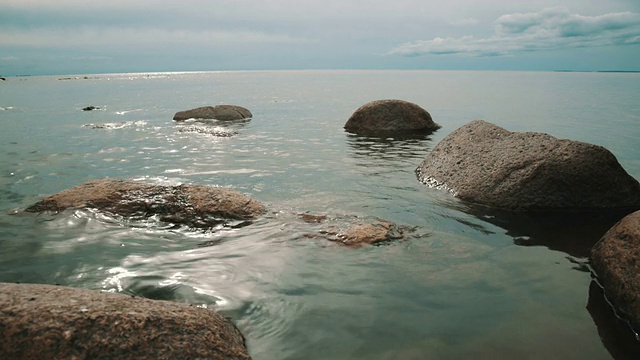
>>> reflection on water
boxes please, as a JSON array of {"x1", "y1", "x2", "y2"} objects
[
  {"x1": 1, "y1": 71, "x2": 639, "y2": 359},
  {"x1": 346, "y1": 133, "x2": 435, "y2": 165},
  {"x1": 587, "y1": 281, "x2": 640, "y2": 360},
  {"x1": 445, "y1": 202, "x2": 632, "y2": 258}
]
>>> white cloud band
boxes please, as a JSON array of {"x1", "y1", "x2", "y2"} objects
[{"x1": 389, "y1": 8, "x2": 640, "y2": 57}]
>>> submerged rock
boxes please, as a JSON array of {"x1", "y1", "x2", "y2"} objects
[
  {"x1": 416, "y1": 120, "x2": 640, "y2": 211},
  {"x1": 173, "y1": 105, "x2": 252, "y2": 121},
  {"x1": 339, "y1": 221, "x2": 404, "y2": 246},
  {"x1": 307, "y1": 220, "x2": 405, "y2": 247},
  {"x1": 344, "y1": 99, "x2": 440, "y2": 135},
  {"x1": 25, "y1": 179, "x2": 265, "y2": 228},
  {"x1": 0, "y1": 282, "x2": 251, "y2": 360},
  {"x1": 590, "y1": 210, "x2": 640, "y2": 335},
  {"x1": 298, "y1": 213, "x2": 328, "y2": 223}
]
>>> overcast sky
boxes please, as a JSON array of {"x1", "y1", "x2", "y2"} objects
[{"x1": 1, "y1": 0, "x2": 639, "y2": 75}]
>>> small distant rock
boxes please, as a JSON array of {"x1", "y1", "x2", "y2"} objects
[
  {"x1": 0, "y1": 282, "x2": 251, "y2": 360},
  {"x1": 0, "y1": 77, "x2": 6, "y2": 81},
  {"x1": 416, "y1": 120, "x2": 640, "y2": 211},
  {"x1": 82, "y1": 106, "x2": 100, "y2": 111},
  {"x1": 590, "y1": 210, "x2": 640, "y2": 334},
  {"x1": 344, "y1": 99, "x2": 440, "y2": 135},
  {"x1": 298, "y1": 213, "x2": 327, "y2": 223},
  {"x1": 25, "y1": 179, "x2": 265, "y2": 229},
  {"x1": 173, "y1": 105, "x2": 252, "y2": 121}
]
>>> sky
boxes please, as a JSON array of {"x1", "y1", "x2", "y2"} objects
[{"x1": 1, "y1": 0, "x2": 639, "y2": 75}]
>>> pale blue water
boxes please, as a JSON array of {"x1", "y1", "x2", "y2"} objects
[{"x1": 1, "y1": 70, "x2": 639, "y2": 359}]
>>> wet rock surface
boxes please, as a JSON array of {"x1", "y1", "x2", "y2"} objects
[
  {"x1": 590, "y1": 210, "x2": 640, "y2": 335},
  {"x1": 25, "y1": 179, "x2": 265, "y2": 228},
  {"x1": 416, "y1": 120, "x2": 640, "y2": 211},
  {"x1": 0, "y1": 282, "x2": 251, "y2": 360},
  {"x1": 303, "y1": 216, "x2": 405, "y2": 247},
  {"x1": 344, "y1": 99, "x2": 440, "y2": 135},
  {"x1": 173, "y1": 105, "x2": 252, "y2": 121}
]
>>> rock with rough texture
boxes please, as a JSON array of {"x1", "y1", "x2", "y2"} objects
[
  {"x1": 173, "y1": 105, "x2": 252, "y2": 121},
  {"x1": 308, "y1": 220, "x2": 404, "y2": 247},
  {"x1": 339, "y1": 221, "x2": 404, "y2": 246},
  {"x1": 590, "y1": 210, "x2": 640, "y2": 334},
  {"x1": 344, "y1": 99, "x2": 440, "y2": 135},
  {"x1": 25, "y1": 179, "x2": 265, "y2": 228},
  {"x1": 416, "y1": 120, "x2": 640, "y2": 211},
  {"x1": 0, "y1": 282, "x2": 251, "y2": 360}
]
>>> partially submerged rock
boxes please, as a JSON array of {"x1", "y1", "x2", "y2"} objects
[
  {"x1": 25, "y1": 179, "x2": 265, "y2": 228},
  {"x1": 298, "y1": 213, "x2": 328, "y2": 223},
  {"x1": 416, "y1": 120, "x2": 640, "y2": 211},
  {"x1": 339, "y1": 221, "x2": 404, "y2": 246},
  {"x1": 82, "y1": 106, "x2": 100, "y2": 111},
  {"x1": 344, "y1": 99, "x2": 440, "y2": 135},
  {"x1": 0, "y1": 282, "x2": 250, "y2": 360},
  {"x1": 307, "y1": 220, "x2": 404, "y2": 247},
  {"x1": 173, "y1": 105, "x2": 252, "y2": 121},
  {"x1": 590, "y1": 210, "x2": 640, "y2": 335}
]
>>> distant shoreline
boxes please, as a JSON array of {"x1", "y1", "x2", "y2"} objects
[
  {"x1": 554, "y1": 70, "x2": 640, "y2": 73},
  {"x1": 2, "y1": 69, "x2": 640, "y2": 78}
]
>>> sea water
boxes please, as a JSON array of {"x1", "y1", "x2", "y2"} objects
[{"x1": 1, "y1": 70, "x2": 639, "y2": 359}]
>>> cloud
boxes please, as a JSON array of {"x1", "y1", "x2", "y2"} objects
[
  {"x1": 389, "y1": 8, "x2": 640, "y2": 57},
  {"x1": 450, "y1": 18, "x2": 480, "y2": 26}
]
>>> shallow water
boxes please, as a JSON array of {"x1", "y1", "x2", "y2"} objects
[{"x1": 1, "y1": 70, "x2": 639, "y2": 359}]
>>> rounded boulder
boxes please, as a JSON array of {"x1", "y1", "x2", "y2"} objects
[
  {"x1": 416, "y1": 120, "x2": 640, "y2": 211},
  {"x1": 590, "y1": 210, "x2": 640, "y2": 334},
  {"x1": 344, "y1": 99, "x2": 440, "y2": 135},
  {"x1": 0, "y1": 282, "x2": 251, "y2": 360},
  {"x1": 173, "y1": 105, "x2": 252, "y2": 121},
  {"x1": 25, "y1": 179, "x2": 266, "y2": 228}
]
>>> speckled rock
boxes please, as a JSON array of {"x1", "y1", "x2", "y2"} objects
[
  {"x1": 25, "y1": 179, "x2": 265, "y2": 228},
  {"x1": 0, "y1": 282, "x2": 251, "y2": 360},
  {"x1": 590, "y1": 210, "x2": 640, "y2": 334},
  {"x1": 340, "y1": 221, "x2": 404, "y2": 246},
  {"x1": 308, "y1": 220, "x2": 404, "y2": 247},
  {"x1": 416, "y1": 120, "x2": 640, "y2": 211},
  {"x1": 173, "y1": 105, "x2": 252, "y2": 121},
  {"x1": 344, "y1": 99, "x2": 440, "y2": 135}
]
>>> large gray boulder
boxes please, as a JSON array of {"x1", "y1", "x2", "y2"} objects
[
  {"x1": 26, "y1": 179, "x2": 265, "y2": 228},
  {"x1": 0, "y1": 283, "x2": 251, "y2": 360},
  {"x1": 590, "y1": 210, "x2": 640, "y2": 335},
  {"x1": 173, "y1": 105, "x2": 252, "y2": 121},
  {"x1": 416, "y1": 120, "x2": 640, "y2": 211},
  {"x1": 344, "y1": 99, "x2": 440, "y2": 135}
]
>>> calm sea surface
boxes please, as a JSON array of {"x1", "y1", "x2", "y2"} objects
[{"x1": 1, "y1": 70, "x2": 639, "y2": 359}]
